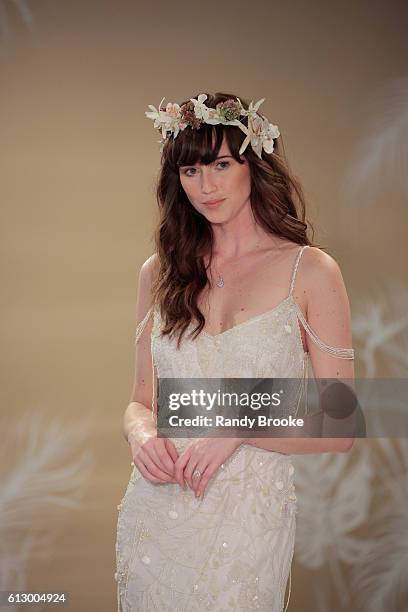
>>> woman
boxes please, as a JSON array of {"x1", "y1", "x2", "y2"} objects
[{"x1": 115, "y1": 92, "x2": 355, "y2": 611}]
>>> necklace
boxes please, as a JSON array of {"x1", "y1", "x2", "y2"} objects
[
  {"x1": 212, "y1": 259, "x2": 223, "y2": 287},
  {"x1": 216, "y1": 275, "x2": 225, "y2": 288},
  {"x1": 212, "y1": 240, "x2": 264, "y2": 288},
  {"x1": 212, "y1": 260, "x2": 225, "y2": 288}
]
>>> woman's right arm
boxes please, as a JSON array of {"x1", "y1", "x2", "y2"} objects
[
  {"x1": 124, "y1": 254, "x2": 182, "y2": 486},
  {"x1": 124, "y1": 255, "x2": 157, "y2": 440}
]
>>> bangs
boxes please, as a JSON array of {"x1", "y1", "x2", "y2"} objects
[{"x1": 164, "y1": 123, "x2": 246, "y2": 171}]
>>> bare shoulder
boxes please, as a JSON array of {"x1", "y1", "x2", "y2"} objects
[
  {"x1": 140, "y1": 253, "x2": 160, "y2": 284},
  {"x1": 298, "y1": 246, "x2": 351, "y2": 314},
  {"x1": 137, "y1": 253, "x2": 160, "y2": 310},
  {"x1": 301, "y1": 246, "x2": 345, "y2": 286}
]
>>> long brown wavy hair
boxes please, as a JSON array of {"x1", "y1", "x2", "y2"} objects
[{"x1": 150, "y1": 91, "x2": 319, "y2": 349}]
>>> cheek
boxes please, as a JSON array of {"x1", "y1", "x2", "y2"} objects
[
  {"x1": 180, "y1": 178, "x2": 195, "y2": 198},
  {"x1": 231, "y1": 168, "x2": 251, "y2": 194},
  {"x1": 179, "y1": 179, "x2": 200, "y2": 208}
]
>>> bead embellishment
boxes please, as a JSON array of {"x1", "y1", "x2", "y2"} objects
[{"x1": 114, "y1": 569, "x2": 126, "y2": 582}]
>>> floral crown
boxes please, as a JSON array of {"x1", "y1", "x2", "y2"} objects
[{"x1": 145, "y1": 93, "x2": 280, "y2": 159}]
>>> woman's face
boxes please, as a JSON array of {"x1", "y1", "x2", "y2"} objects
[{"x1": 178, "y1": 136, "x2": 252, "y2": 222}]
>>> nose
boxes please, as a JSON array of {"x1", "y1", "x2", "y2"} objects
[{"x1": 200, "y1": 167, "x2": 217, "y2": 194}]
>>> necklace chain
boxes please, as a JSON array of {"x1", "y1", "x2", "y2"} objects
[{"x1": 213, "y1": 243, "x2": 262, "y2": 289}]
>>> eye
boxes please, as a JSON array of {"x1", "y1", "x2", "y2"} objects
[
  {"x1": 182, "y1": 167, "x2": 198, "y2": 177},
  {"x1": 216, "y1": 160, "x2": 230, "y2": 170}
]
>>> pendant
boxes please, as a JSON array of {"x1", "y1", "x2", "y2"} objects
[{"x1": 216, "y1": 276, "x2": 225, "y2": 288}]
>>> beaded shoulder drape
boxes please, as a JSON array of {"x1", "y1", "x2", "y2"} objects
[{"x1": 115, "y1": 245, "x2": 354, "y2": 611}]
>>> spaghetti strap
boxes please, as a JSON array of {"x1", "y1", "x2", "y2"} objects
[
  {"x1": 288, "y1": 245, "x2": 355, "y2": 359},
  {"x1": 294, "y1": 301, "x2": 355, "y2": 359},
  {"x1": 289, "y1": 245, "x2": 309, "y2": 297},
  {"x1": 134, "y1": 305, "x2": 154, "y2": 345}
]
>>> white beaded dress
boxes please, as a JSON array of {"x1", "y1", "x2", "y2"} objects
[{"x1": 115, "y1": 245, "x2": 354, "y2": 612}]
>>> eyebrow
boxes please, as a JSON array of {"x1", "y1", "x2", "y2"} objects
[{"x1": 179, "y1": 155, "x2": 233, "y2": 168}]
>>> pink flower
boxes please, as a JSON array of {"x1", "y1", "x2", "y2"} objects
[{"x1": 166, "y1": 103, "x2": 181, "y2": 119}]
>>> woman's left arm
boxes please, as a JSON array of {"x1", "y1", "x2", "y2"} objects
[{"x1": 245, "y1": 247, "x2": 356, "y2": 455}]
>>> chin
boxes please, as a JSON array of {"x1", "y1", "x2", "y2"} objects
[{"x1": 205, "y1": 211, "x2": 228, "y2": 221}]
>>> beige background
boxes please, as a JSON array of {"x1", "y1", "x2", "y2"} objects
[{"x1": 1, "y1": 1, "x2": 407, "y2": 610}]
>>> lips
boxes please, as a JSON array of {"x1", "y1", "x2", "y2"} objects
[{"x1": 203, "y1": 198, "x2": 225, "y2": 207}]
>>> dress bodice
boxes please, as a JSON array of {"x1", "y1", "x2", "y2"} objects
[
  {"x1": 151, "y1": 294, "x2": 307, "y2": 380},
  {"x1": 134, "y1": 245, "x2": 355, "y2": 433}
]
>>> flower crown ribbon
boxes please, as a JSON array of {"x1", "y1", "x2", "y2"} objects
[{"x1": 145, "y1": 93, "x2": 280, "y2": 159}]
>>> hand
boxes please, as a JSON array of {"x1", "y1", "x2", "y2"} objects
[
  {"x1": 129, "y1": 433, "x2": 180, "y2": 485},
  {"x1": 174, "y1": 437, "x2": 245, "y2": 498}
]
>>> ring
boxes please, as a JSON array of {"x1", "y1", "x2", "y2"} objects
[{"x1": 192, "y1": 469, "x2": 202, "y2": 478}]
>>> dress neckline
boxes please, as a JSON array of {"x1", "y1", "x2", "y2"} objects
[
  {"x1": 198, "y1": 294, "x2": 294, "y2": 339},
  {"x1": 153, "y1": 294, "x2": 308, "y2": 357}
]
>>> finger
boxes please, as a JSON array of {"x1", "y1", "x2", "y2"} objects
[
  {"x1": 196, "y1": 468, "x2": 214, "y2": 498},
  {"x1": 164, "y1": 440, "x2": 183, "y2": 488},
  {"x1": 165, "y1": 438, "x2": 179, "y2": 463},
  {"x1": 184, "y1": 459, "x2": 203, "y2": 491},
  {"x1": 174, "y1": 451, "x2": 191, "y2": 488},
  {"x1": 138, "y1": 449, "x2": 177, "y2": 482},
  {"x1": 150, "y1": 442, "x2": 177, "y2": 477},
  {"x1": 133, "y1": 456, "x2": 169, "y2": 484},
  {"x1": 192, "y1": 463, "x2": 208, "y2": 493},
  {"x1": 131, "y1": 440, "x2": 174, "y2": 482},
  {"x1": 183, "y1": 459, "x2": 197, "y2": 490},
  {"x1": 140, "y1": 439, "x2": 176, "y2": 478}
]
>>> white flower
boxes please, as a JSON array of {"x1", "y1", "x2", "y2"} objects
[
  {"x1": 190, "y1": 93, "x2": 210, "y2": 121},
  {"x1": 145, "y1": 98, "x2": 183, "y2": 140},
  {"x1": 240, "y1": 98, "x2": 266, "y2": 117},
  {"x1": 206, "y1": 115, "x2": 245, "y2": 129},
  {"x1": 239, "y1": 113, "x2": 280, "y2": 158},
  {"x1": 145, "y1": 97, "x2": 166, "y2": 123},
  {"x1": 262, "y1": 121, "x2": 280, "y2": 153}
]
